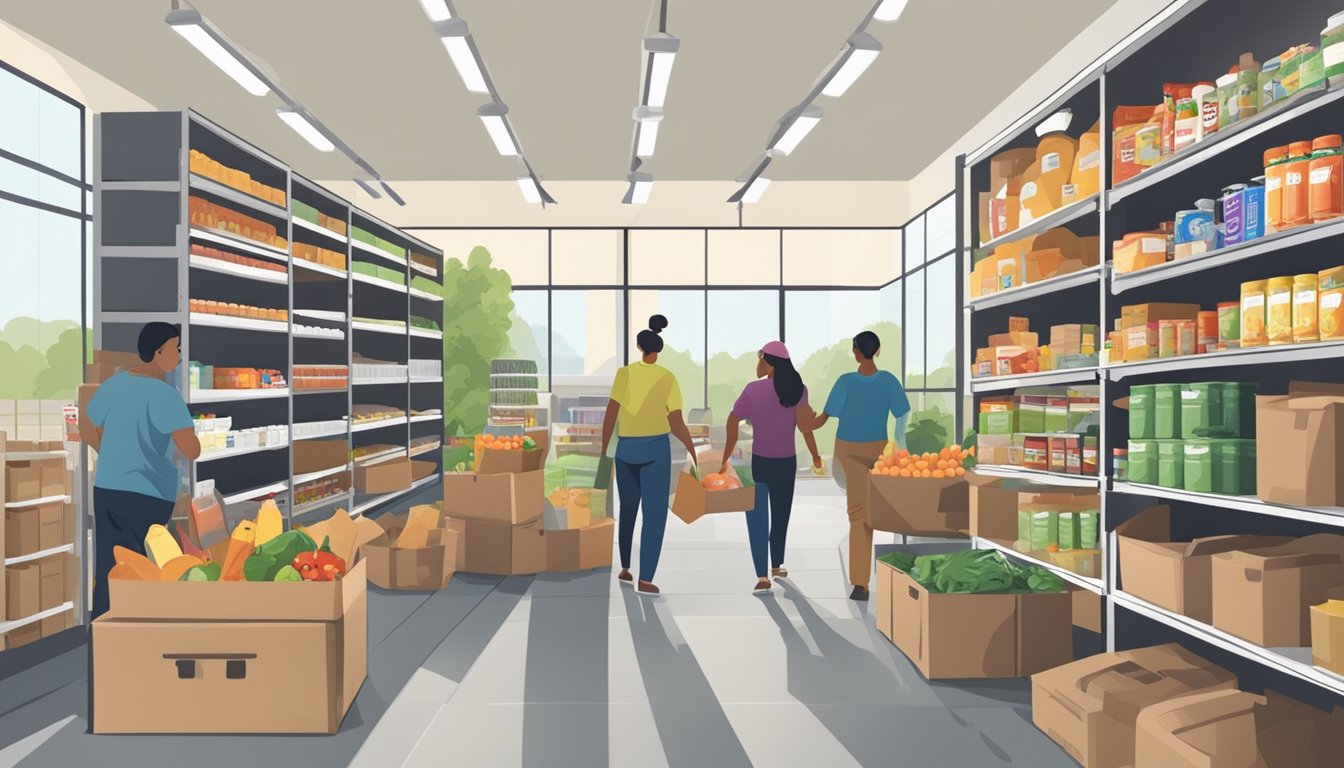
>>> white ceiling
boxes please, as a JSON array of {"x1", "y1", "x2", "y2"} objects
[{"x1": 1, "y1": 0, "x2": 1117, "y2": 183}]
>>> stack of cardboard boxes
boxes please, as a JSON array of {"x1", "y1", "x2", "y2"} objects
[
  {"x1": 2, "y1": 433, "x2": 77, "y2": 650},
  {"x1": 1106, "y1": 302, "x2": 1201, "y2": 363},
  {"x1": 976, "y1": 387, "x2": 1100, "y2": 473},
  {"x1": 970, "y1": 476, "x2": 1103, "y2": 580},
  {"x1": 977, "y1": 115, "x2": 1102, "y2": 247},
  {"x1": 973, "y1": 318, "x2": 1099, "y2": 379},
  {"x1": 970, "y1": 228, "x2": 1102, "y2": 302}
]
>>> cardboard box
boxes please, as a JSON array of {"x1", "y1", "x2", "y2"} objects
[
  {"x1": 544, "y1": 504, "x2": 592, "y2": 531},
  {"x1": 1310, "y1": 587, "x2": 1344, "y2": 675},
  {"x1": 544, "y1": 518, "x2": 615, "y2": 572},
  {"x1": 477, "y1": 446, "x2": 545, "y2": 475},
  {"x1": 293, "y1": 440, "x2": 349, "y2": 475},
  {"x1": 1031, "y1": 644, "x2": 1237, "y2": 768},
  {"x1": 5, "y1": 562, "x2": 39, "y2": 621},
  {"x1": 37, "y1": 501, "x2": 65, "y2": 551},
  {"x1": 880, "y1": 543, "x2": 1072, "y2": 679},
  {"x1": 41, "y1": 611, "x2": 70, "y2": 638},
  {"x1": 968, "y1": 472, "x2": 1019, "y2": 542},
  {"x1": 5, "y1": 622, "x2": 41, "y2": 649},
  {"x1": 93, "y1": 522, "x2": 376, "y2": 734},
  {"x1": 4, "y1": 506, "x2": 40, "y2": 558},
  {"x1": 671, "y1": 464, "x2": 754, "y2": 524},
  {"x1": 38, "y1": 554, "x2": 66, "y2": 611},
  {"x1": 444, "y1": 517, "x2": 468, "y2": 567},
  {"x1": 875, "y1": 557, "x2": 896, "y2": 642},
  {"x1": 362, "y1": 513, "x2": 459, "y2": 591},
  {"x1": 1117, "y1": 505, "x2": 1290, "y2": 623},
  {"x1": 1122, "y1": 302, "x2": 1200, "y2": 329},
  {"x1": 39, "y1": 462, "x2": 66, "y2": 498},
  {"x1": 1072, "y1": 587, "x2": 1103, "y2": 633},
  {"x1": 867, "y1": 475, "x2": 969, "y2": 538},
  {"x1": 452, "y1": 518, "x2": 546, "y2": 576},
  {"x1": 1256, "y1": 382, "x2": 1344, "y2": 507},
  {"x1": 4, "y1": 462, "x2": 41, "y2": 503},
  {"x1": 441, "y1": 470, "x2": 543, "y2": 525},
  {"x1": 1135, "y1": 688, "x2": 1344, "y2": 768},
  {"x1": 1212, "y1": 534, "x2": 1344, "y2": 647},
  {"x1": 355, "y1": 456, "x2": 411, "y2": 494},
  {"x1": 410, "y1": 460, "x2": 437, "y2": 481}
]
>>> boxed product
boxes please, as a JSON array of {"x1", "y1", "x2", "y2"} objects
[
  {"x1": 1116, "y1": 506, "x2": 1289, "y2": 623},
  {"x1": 476, "y1": 445, "x2": 546, "y2": 475},
  {"x1": 4, "y1": 506, "x2": 39, "y2": 558},
  {"x1": 441, "y1": 469, "x2": 543, "y2": 526},
  {"x1": 361, "y1": 506, "x2": 459, "y2": 591},
  {"x1": 1031, "y1": 644, "x2": 1238, "y2": 768},
  {"x1": 877, "y1": 543, "x2": 1072, "y2": 680},
  {"x1": 1211, "y1": 533, "x2": 1344, "y2": 647},
  {"x1": 5, "y1": 562, "x2": 39, "y2": 621},
  {"x1": 355, "y1": 456, "x2": 412, "y2": 495},
  {"x1": 867, "y1": 473, "x2": 969, "y2": 538},
  {"x1": 450, "y1": 518, "x2": 546, "y2": 576},
  {"x1": 92, "y1": 517, "x2": 379, "y2": 734},
  {"x1": 544, "y1": 487, "x2": 607, "y2": 531},
  {"x1": 968, "y1": 472, "x2": 1019, "y2": 542},
  {"x1": 293, "y1": 440, "x2": 349, "y2": 475},
  {"x1": 543, "y1": 518, "x2": 615, "y2": 572},
  {"x1": 5, "y1": 623, "x2": 41, "y2": 649},
  {"x1": 1256, "y1": 382, "x2": 1344, "y2": 507},
  {"x1": 4, "y1": 461, "x2": 42, "y2": 502},
  {"x1": 671, "y1": 462, "x2": 755, "y2": 524},
  {"x1": 1134, "y1": 688, "x2": 1344, "y2": 768},
  {"x1": 1121, "y1": 303, "x2": 1201, "y2": 329},
  {"x1": 38, "y1": 553, "x2": 67, "y2": 611},
  {"x1": 1310, "y1": 586, "x2": 1344, "y2": 675}
]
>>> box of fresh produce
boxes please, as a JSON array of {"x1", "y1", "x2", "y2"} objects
[
  {"x1": 868, "y1": 457, "x2": 970, "y2": 538},
  {"x1": 671, "y1": 460, "x2": 755, "y2": 524},
  {"x1": 474, "y1": 433, "x2": 545, "y2": 474},
  {"x1": 874, "y1": 543, "x2": 1072, "y2": 680}
]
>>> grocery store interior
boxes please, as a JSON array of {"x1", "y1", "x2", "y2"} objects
[{"x1": 5, "y1": 0, "x2": 1344, "y2": 766}]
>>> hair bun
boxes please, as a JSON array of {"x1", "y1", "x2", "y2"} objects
[{"x1": 648, "y1": 314, "x2": 668, "y2": 334}]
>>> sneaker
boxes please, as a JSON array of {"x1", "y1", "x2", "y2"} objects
[
  {"x1": 849, "y1": 585, "x2": 869, "y2": 602},
  {"x1": 771, "y1": 567, "x2": 789, "y2": 578},
  {"x1": 618, "y1": 569, "x2": 633, "y2": 582},
  {"x1": 753, "y1": 579, "x2": 772, "y2": 593},
  {"x1": 637, "y1": 580, "x2": 661, "y2": 595}
]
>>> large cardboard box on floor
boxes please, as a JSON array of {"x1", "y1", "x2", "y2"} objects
[
  {"x1": 92, "y1": 513, "x2": 380, "y2": 734},
  {"x1": 441, "y1": 469, "x2": 543, "y2": 525},
  {"x1": 879, "y1": 543, "x2": 1072, "y2": 680},
  {"x1": 671, "y1": 461, "x2": 754, "y2": 524},
  {"x1": 1031, "y1": 644, "x2": 1237, "y2": 768},
  {"x1": 1211, "y1": 533, "x2": 1344, "y2": 647},
  {"x1": 867, "y1": 474, "x2": 970, "y2": 538},
  {"x1": 1134, "y1": 688, "x2": 1344, "y2": 768},
  {"x1": 1256, "y1": 382, "x2": 1344, "y2": 507},
  {"x1": 451, "y1": 517, "x2": 546, "y2": 576},
  {"x1": 362, "y1": 506, "x2": 459, "y2": 591},
  {"x1": 543, "y1": 518, "x2": 615, "y2": 572},
  {"x1": 1117, "y1": 505, "x2": 1290, "y2": 624}
]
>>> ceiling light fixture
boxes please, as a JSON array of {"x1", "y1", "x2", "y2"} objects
[
  {"x1": 477, "y1": 103, "x2": 519, "y2": 156},
  {"x1": 727, "y1": 152, "x2": 774, "y2": 204},
  {"x1": 769, "y1": 105, "x2": 823, "y2": 156},
  {"x1": 516, "y1": 175, "x2": 543, "y2": 205},
  {"x1": 435, "y1": 19, "x2": 490, "y2": 94},
  {"x1": 872, "y1": 0, "x2": 908, "y2": 22},
  {"x1": 623, "y1": 171, "x2": 653, "y2": 205},
  {"x1": 634, "y1": 106, "x2": 665, "y2": 157},
  {"x1": 417, "y1": 0, "x2": 453, "y2": 22},
  {"x1": 276, "y1": 108, "x2": 335, "y2": 152},
  {"x1": 353, "y1": 177, "x2": 383, "y2": 199},
  {"x1": 820, "y1": 32, "x2": 882, "y2": 98},
  {"x1": 642, "y1": 34, "x2": 680, "y2": 109},
  {"x1": 166, "y1": 4, "x2": 271, "y2": 96},
  {"x1": 379, "y1": 180, "x2": 406, "y2": 206}
]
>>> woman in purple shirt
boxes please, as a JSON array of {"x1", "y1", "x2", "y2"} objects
[{"x1": 720, "y1": 341, "x2": 823, "y2": 593}]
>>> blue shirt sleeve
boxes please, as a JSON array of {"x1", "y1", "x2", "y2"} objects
[
  {"x1": 87, "y1": 379, "x2": 111, "y2": 427},
  {"x1": 886, "y1": 373, "x2": 911, "y2": 419},
  {"x1": 823, "y1": 375, "x2": 848, "y2": 417},
  {"x1": 149, "y1": 381, "x2": 194, "y2": 435}
]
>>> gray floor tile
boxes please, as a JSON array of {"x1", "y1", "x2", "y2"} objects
[
  {"x1": 721, "y1": 702, "x2": 864, "y2": 767},
  {"x1": 406, "y1": 704, "x2": 523, "y2": 767}
]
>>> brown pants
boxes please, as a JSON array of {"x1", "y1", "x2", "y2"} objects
[{"x1": 836, "y1": 438, "x2": 888, "y2": 589}]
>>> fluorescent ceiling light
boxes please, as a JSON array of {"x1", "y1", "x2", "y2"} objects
[
  {"x1": 435, "y1": 19, "x2": 489, "y2": 94},
  {"x1": 623, "y1": 172, "x2": 653, "y2": 205},
  {"x1": 276, "y1": 108, "x2": 335, "y2": 152},
  {"x1": 820, "y1": 32, "x2": 882, "y2": 98},
  {"x1": 872, "y1": 0, "x2": 909, "y2": 22},
  {"x1": 517, "y1": 175, "x2": 543, "y2": 205},
  {"x1": 379, "y1": 180, "x2": 406, "y2": 206},
  {"x1": 728, "y1": 151, "x2": 774, "y2": 204},
  {"x1": 417, "y1": 0, "x2": 452, "y2": 22},
  {"x1": 353, "y1": 178, "x2": 382, "y2": 199},
  {"x1": 770, "y1": 105, "x2": 823, "y2": 155},
  {"x1": 477, "y1": 103, "x2": 518, "y2": 156},
  {"x1": 643, "y1": 34, "x2": 679, "y2": 109},
  {"x1": 742, "y1": 176, "x2": 771, "y2": 204},
  {"x1": 634, "y1": 106, "x2": 665, "y2": 158},
  {"x1": 166, "y1": 8, "x2": 270, "y2": 97}
]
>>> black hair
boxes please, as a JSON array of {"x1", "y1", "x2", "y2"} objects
[
  {"x1": 138, "y1": 322, "x2": 182, "y2": 362},
  {"x1": 762, "y1": 353, "x2": 805, "y2": 408},
  {"x1": 636, "y1": 314, "x2": 667, "y2": 355},
  {"x1": 853, "y1": 330, "x2": 881, "y2": 360}
]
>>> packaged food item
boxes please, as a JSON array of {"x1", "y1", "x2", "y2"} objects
[
  {"x1": 1259, "y1": 56, "x2": 1285, "y2": 109},
  {"x1": 1177, "y1": 319, "x2": 1197, "y2": 356},
  {"x1": 1321, "y1": 265, "x2": 1344, "y2": 340},
  {"x1": 1173, "y1": 201, "x2": 1216, "y2": 259},
  {"x1": 1235, "y1": 53, "x2": 1261, "y2": 120},
  {"x1": 1240, "y1": 279, "x2": 1268, "y2": 347},
  {"x1": 1268, "y1": 275, "x2": 1295, "y2": 345},
  {"x1": 1071, "y1": 119, "x2": 1102, "y2": 198},
  {"x1": 1309, "y1": 134, "x2": 1344, "y2": 221},
  {"x1": 1112, "y1": 448, "x2": 1128, "y2": 481},
  {"x1": 1218, "y1": 301, "x2": 1240, "y2": 348},
  {"x1": 1216, "y1": 72, "x2": 1239, "y2": 127},
  {"x1": 1158, "y1": 320, "x2": 1178, "y2": 358},
  {"x1": 1294, "y1": 272, "x2": 1320, "y2": 343},
  {"x1": 1283, "y1": 140, "x2": 1314, "y2": 228},
  {"x1": 1221, "y1": 184, "x2": 1248, "y2": 246},
  {"x1": 1188, "y1": 82, "x2": 1215, "y2": 143},
  {"x1": 1112, "y1": 105, "x2": 1162, "y2": 184},
  {"x1": 1197, "y1": 310, "x2": 1218, "y2": 352},
  {"x1": 1022, "y1": 110, "x2": 1079, "y2": 220},
  {"x1": 1167, "y1": 84, "x2": 1200, "y2": 153},
  {"x1": 1263, "y1": 145, "x2": 1289, "y2": 234},
  {"x1": 1112, "y1": 231, "x2": 1167, "y2": 273},
  {"x1": 1326, "y1": 12, "x2": 1344, "y2": 87},
  {"x1": 1198, "y1": 83, "x2": 1221, "y2": 139},
  {"x1": 1244, "y1": 177, "x2": 1266, "y2": 241}
]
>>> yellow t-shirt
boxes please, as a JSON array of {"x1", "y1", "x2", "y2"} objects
[{"x1": 610, "y1": 362, "x2": 683, "y2": 437}]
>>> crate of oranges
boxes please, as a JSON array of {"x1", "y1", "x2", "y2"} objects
[
  {"x1": 866, "y1": 444, "x2": 972, "y2": 538},
  {"x1": 474, "y1": 433, "x2": 545, "y2": 475}
]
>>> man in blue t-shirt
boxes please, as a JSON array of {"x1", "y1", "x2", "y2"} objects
[
  {"x1": 81, "y1": 323, "x2": 201, "y2": 617},
  {"x1": 810, "y1": 331, "x2": 910, "y2": 601}
]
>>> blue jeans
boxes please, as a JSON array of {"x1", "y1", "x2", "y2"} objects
[
  {"x1": 92, "y1": 486, "x2": 175, "y2": 619},
  {"x1": 748, "y1": 455, "x2": 798, "y2": 578},
  {"x1": 615, "y1": 434, "x2": 672, "y2": 583}
]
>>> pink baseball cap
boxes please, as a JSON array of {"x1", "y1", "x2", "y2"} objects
[{"x1": 760, "y1": 341, "x2": 790, "y2": 359}]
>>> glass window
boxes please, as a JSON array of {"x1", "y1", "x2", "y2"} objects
[
  {"x1": 628, "y1": 290, "x2": 706, "y2": 409},
  {"x1": 905, "y1": 392, "x2": 957, "y2": 453},
  {"x1": 926, "y1": 195, "x2": 955, "y2": 260},
  {"x1": 904, "y1": 214, "x2": 925, "y2": 271},
  {"x1": 629, "y1": 229, "x2": 705, "y2": 285},
  {"x1": 707, "y1": 229, "x2": 780, "y2": 286},
  {"x1": 905, "y1": 269, "x2": 926, "y2": 389},
  {"x1": 551, "y1": 290, "x2": 624, "y2": 379},
  {"x1": 925, "y1": 255, "x2": 956, "y2": 388},
  {"x1": 507, "y1": 290, "x2": 550, "y2": 387},
  {"x1": 551, "y1": 229, "x2": 624, "y2": 286},
  {"x1": 707, "y1": 290, "x2": 779, "y2": 428},
  {"x1": 0, "y1": 201, "x2": 83, "y2": 398},
  {"x1": 782, "y1": 230, "x2": 899, "y2": 286},
  {"x1": 879, "y1": 280, "x2": 903, "y2": 378},
  {"x1": 420, "y1": 229, "x2": 548, "y2": 285},
  {"x1": 0, "y1": 67, "x2": 81, "y2": 180}
]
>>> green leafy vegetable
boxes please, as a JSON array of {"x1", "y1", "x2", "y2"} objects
[
  {"x1": 273, "y1": 565, "x2": 302, "y2": 582},
  {"x1": 182, "y1": 562, "x2": 222, "y2": 582},
  {"x1": 243, "y1": 552, "x2": 277, "y2": 582},
  {"x1": 879, "y1": 549, "x2": 1065, "y2": 595}
]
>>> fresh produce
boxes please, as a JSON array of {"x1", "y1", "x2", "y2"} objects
[
  {"x1": 114, "y1": 545, "x2": 161, "y2": 581},
  {"x1": 159, "y1": 555, "x2": 205, "y2": 583},
  {"x1": 220, "y1": 520, "x2": 256, "y2": 582},
  {"x1": 143, "y1": 524, "x2": 184, "y2": 568},
  {"x1": 255, "y1": 499, "x2": 283, "y2": 547},
  {"x1": 701, "y1": 473, "x2": 743, "y2": 491},
  {"x1": 273, "y1": 565, "x2": 302, "y2": 582},
  {"x1": 242, "y1": 529, "x2": 318, "y2": 582},
  {"x1": 293, "y1": 538, "x2": 347, "y2": 582},
  {"x1": 182, "y1": 562, "x2": 223, "y2": 582},
  {"x1": 878, "y1": 549, "x2": 1066, "y2": 594},
  {"x1": 871, "y1": 444, "x2": 973, "y2": 478}
]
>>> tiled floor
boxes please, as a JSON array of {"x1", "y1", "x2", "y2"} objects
[{"x1": 0, "y1": 481, "x2": 1078, "y2": 767}]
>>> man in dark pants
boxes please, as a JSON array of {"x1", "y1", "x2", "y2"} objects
[{"x1": 80, "y1": 323, "x2": 200, "y2": 618}]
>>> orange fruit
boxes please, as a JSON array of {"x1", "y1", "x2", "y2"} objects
[
  {"x1": 932, "y1": 469, "x2": 946, "y2": 478},
  {"x1": 921, "y1": 469, "x2": 932, "y2": 478},
  {"x1": 899, "y1": 469, "x2": 912, "y2": 478},
  {"x1": 955, "y1": 467, "x2": 966, "y2": 476}
]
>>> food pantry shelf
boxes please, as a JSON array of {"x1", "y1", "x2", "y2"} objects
[
  {"x1": 1106, "y1": 84, "x2": 1338, "y2": 208},
  {"x1": 293, "y1": 387, "x2": 348, "y2": 396},
  {"x1": 189, "y1": 227, "x2": 288, "y2": 263},
  {"x1": 292, "y1": 216, "x2": 349, "y2": 245},
  {"x1": 409, "y1": 287, "x2": 443, "y2": 302},
  {"x1": 5, "y1": 450, "x2": 69, "y2": 461},
  {"x1": 293, "y1": 309, "x2": 347, "y2": 323},
  {"x1": 352, "y1": 416, "x2": 409, "y2": 433},
  {"x1": 189, "y1": 312, "x2": 287, "y2": 334},
  {"x1": 411, "y1": 377, "x2": 444, "y2": 384},
  {"x1": 971, "y1": 464, "x2": 1101, "y2": 489},
  {"x1": 294, "y1": 259, "x2": 347, "y2": 279},
  {"x1": 197, "y1": 440, "x2": 289, "y2": 463},
  {"x1": 409, "y1": 328, "x2": 442, "y2": 340},
  {"x1": 355, "y1": 447, "x2": 407, "y2": 466},
  {"x1": 967, "y1": 265, "x2": 1105, "y2": 311},
  {"x1": 189, "y1": 254, "x2": 288, "y2": 285},
  {"x1": 969, "y1": 367, "x2": 1099, "y2": 394},
  {"x1": 1111, "y1": 216, "x2": 1344, "y2": 293},
  {"x1": 190, "y1": 388, "x2": 290, "y2": 404},
  {"x1": 293, "y1": 423, "x2": 349, "y2": 440},
  {"x1": 409, "y1": 442, "x2": 441, "y2": 458},
  {"x1": 410, "y1": 413, "x2": 442, "y2": 424},
  {"x1": 1104, "y1": 340, "x2": 1344, "y2": 380},
  {"x1": 350, "y1": 476, "x2": 438, "y2": 517},
  {"x1": 352, "y1": 321, "x2": 407, "y2": 336},
  {"x1": 221, "y1": 481, "x2": 288, "y2": 506},
  {"x1": 1112, "y1": 590, "x2": 1344, "y2": 697},
  {"x1": 972, "y1": 536, "x2": 1105, "y2": 594},
  {"x1": 4, "y1": 543, "x2": 74, "y2": 566},
  {"x1": 188, "y1": 173, "x2": 287, "y2": 220},
  {"x1": 410, "y1": 261, "x2": 437, "y2": 277},
  {"x1": 1113, "y1": 482, "x2": 1344, "y2": 527},
  {"x1": 293, "y1": 463, "x2": 352, "y2": 486},
  {"x1": 292, "y1": 493, "x2": 352, "y2": 519},
  {"x1": 0, "y1": 602, "x2": 74, "y2": 636},
  {"x1": 975, "y1": 195, "x2": 1099, "y2": 253},
  {"x1": 353, "y1": 272, "x2": 407, "y2": 293},
  {"x1": 294, "y1": 328, "x2": 345, "y2": 340},
  {"x1": 5, "y1": 494, "x2": 71, "y2": 510},
  {"x1": 352, "y1": 239, "x2": 406, "y2": 267}
]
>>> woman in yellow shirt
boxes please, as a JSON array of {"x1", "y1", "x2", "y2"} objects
[{"x1": 600, "y1": 315, "x2": 699, "y2": 595}]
